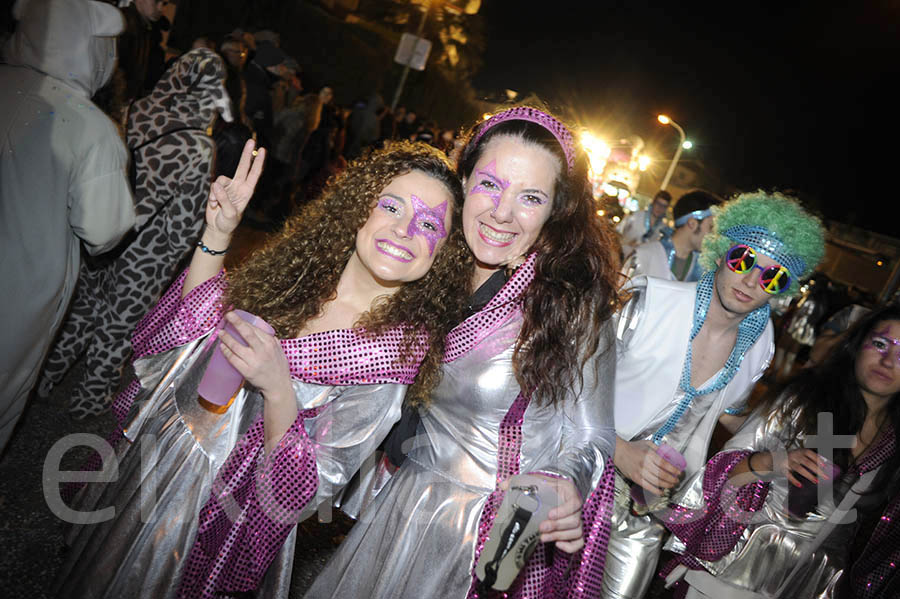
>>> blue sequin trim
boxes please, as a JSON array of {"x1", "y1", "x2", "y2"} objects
[
  {"x1": 651, "y1": 270, "x2": 770, "y2": 445},
  {"x1": 723, "y1": 225, "x2": 806, "y2": 277}
]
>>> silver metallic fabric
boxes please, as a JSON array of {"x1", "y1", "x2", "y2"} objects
[
  {"x1": 664, "y1": 409, "x2": 853, "y2": 598},
  {"x1": 54, "y1": 334, "x2": 407, "y2": 598},
  {"x1": 600, "y1": 470, "x2": 667, "y2": 599},
  {"x1": 305, "y1": 314, "x2": 617, "y2": 598}
]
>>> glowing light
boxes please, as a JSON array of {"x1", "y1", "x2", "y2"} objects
[
  {"x1": 596, "y1": 209, "x2": 604, "y2": 216},
  {"x1": 482, "y1": 112, "x2": 492, "y2": 120},
  {"x1": 682, "y1": 140, "x2": 693, "y2": 150},
  {"x1": 638, "y1": 155, "x2": 651, "y2": 171},
  {"x1": 612, "y1": 216, "x2": 621, "y2": 223},
  {"x1": 877, "y1": 260, "x2": 884, "y2": 267},
  {"x1": 657, "y1": 114, "x2": 670, "y2": 125},
  {"x1": 580, "y1": 130, "x2": 611, "y2": 177}
]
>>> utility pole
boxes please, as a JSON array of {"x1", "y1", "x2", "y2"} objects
[{"x1": 391, "y1": 0, "x2": 432, "y2": 111}]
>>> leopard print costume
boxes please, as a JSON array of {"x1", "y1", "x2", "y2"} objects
[{"x1": 39, "y1": 48, "x2": 232, "y2": 418}]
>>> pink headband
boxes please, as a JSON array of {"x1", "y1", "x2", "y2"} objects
[{"x1": 472, "y1": 107, "x2": 576, "y2": 173}]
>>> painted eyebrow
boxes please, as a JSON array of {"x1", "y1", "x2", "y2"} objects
[
  {"x1": 380, "y1": 193, "x2": 408, "y2": 203},
  {"x1": 474, "y1": 169, "x2": 502, "y2": 181}
]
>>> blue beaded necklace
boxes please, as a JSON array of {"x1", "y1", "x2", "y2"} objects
[{"x1": 651, "y1": 270, "x2": 770, "y2": 444}]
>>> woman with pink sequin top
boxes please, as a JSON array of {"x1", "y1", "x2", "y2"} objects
[
  {"x1": 307, "y1": 106, "x2": 622, "y2": 598},
  {"x1": 661, "y1": 304, "x2": 900, "y2": 599},
  {"x1": 55, "y1": 139, "x2": 474, "y2": 599}
]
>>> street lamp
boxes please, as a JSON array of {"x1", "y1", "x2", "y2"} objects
[{"x1": 656, "y1": 114, "x2": 689, "y2": 191}]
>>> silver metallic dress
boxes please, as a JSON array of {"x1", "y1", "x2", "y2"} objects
[
  {"x1": 305, "y1": 313, "x2": 617, "y2": 598},
  {"x1": 664, "y1": 409, "x2": 866, "y2": 598},
  {"x1": 54, "y1": 333, "x2": 407, "y2": 599}
]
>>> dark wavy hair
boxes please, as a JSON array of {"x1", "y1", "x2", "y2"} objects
[
  {"x1": 226, "y1": 141, "x2": 473, "y2": 404},
  {"x1": 765, "y1": 304, "x2": 900, "y2": 498},
  {"x1": 457, "y1": 108, "x2": 623, "y2": 407}
]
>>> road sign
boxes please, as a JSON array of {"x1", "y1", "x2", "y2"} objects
[{"x1": 394, "y1": 33, "x2": 432, "y2": 71}]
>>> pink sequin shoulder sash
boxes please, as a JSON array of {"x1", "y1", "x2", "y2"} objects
[
  {"x1": 460, "y1": 252, "x2": 615, "y2": 597},
  {"x1": 445, "y1": 253, "x2": 536, "y2": 364}
]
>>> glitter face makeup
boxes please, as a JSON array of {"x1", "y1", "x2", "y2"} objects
[
  {"x1": 864, "y1": 328, "x2": 900, "y2": 364},
  {"x1": 470, "y1": 161, "x2": 510, "y2": 210},
  {"x1": 407, "y1": 194, "x2": 448, "y2": 256},
  {"x1": 462, "y1": 137, "x2": 557, "y2": 285},
  {"x1": 855, "y1": 320, "x2": 900, "y2": 402},
  {"x1": 353, "y1": 170, "x2": 454, "y2": 286}
]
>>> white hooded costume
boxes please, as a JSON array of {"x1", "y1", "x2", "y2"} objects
[{"x1": 0, "y1": 0, "x2": 135, "y2": 452}]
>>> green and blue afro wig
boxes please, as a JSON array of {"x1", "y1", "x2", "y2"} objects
[{"x1": 699, "y1": 191, "x2": 826, "y2": 296}]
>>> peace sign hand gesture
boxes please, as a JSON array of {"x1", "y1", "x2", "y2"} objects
[{"x1": 205, "y1": 139, "x2": 266, "y2": 238}]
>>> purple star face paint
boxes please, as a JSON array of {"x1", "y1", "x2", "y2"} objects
[
  {"x1": 407, "y1": 194, "x2": 448, "y2": 256},
  {"x1": 469, "y1": 160, "x2": 510, "y2": 209}
]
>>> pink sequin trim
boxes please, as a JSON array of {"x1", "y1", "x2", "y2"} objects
[
  {"x1": 563, "y1": 464, "x2": 616, "y2": 597},
  {"x1": 445, "y1": 253, "x2": 536, "y2": 364},
  {"x1": 132, "y1": 268, "x2": 227, "y2": 359},
  {"x1": 474, "y1": 107, "x2": 576, "y2": 173},
  {"x1": 177, "y1": 407, "x2": 323, "y2": 598},
  {"x1": 467, "y1": 392, "x2": 530, "y2": 599},
  {"x1": 282, "y1": 327, "x2": 425, "y2": 386}
]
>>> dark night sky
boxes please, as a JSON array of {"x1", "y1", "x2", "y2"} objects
[{"x1": 472, "y1": 1, "x2": 899, "y2": 237}]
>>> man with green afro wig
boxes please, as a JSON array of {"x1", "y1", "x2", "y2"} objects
[
  {"x1": 699, "y1": 190, "x2": 826, "y2": 296},
  {"x1": 599, "y1": 192, "x2": 825, "y2": 599}
]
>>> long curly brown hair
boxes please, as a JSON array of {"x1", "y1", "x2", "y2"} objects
[
  {"x1": 458, "y1": 109, "x2": 623, "y2": 407},
  {"x1": 227, "y1": 142, "x2": 473, "y2": 404}
]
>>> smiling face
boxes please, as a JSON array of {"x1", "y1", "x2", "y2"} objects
[
  {"x1": 855, "y1": 320, "x2": 900, "y2": 403},
  {"x1": 353, "y1": 170, "x2": 453, "y2": 287},
  {"x1": 462, "y1": 136, "x2": 559, "y2": 278}
]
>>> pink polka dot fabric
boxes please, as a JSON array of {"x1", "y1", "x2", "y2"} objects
[
  {"x1": 282, "y1": 327, "x2": 425, "y2": 386},
  {"x1": 661, "y1": 450, "x2": 768, "y2": 563},
  {"x1": 842, "y1": 427, "x2": 899, "y2": 598},
  {"x1": 466, "y1": 391, "x2": 530, "y2": 599},
  {"x1": 565, "y1": 464, "x2": 616, "y2": 597}
]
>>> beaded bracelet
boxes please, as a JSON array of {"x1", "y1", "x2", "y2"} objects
[{"x1": 197, "y1": 238, "x2": 228, "y2": 256}]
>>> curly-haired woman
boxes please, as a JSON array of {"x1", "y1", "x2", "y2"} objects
[
  {"x1": 662, "y1": 304, "x2": 900, "y2": 598},
  {"x1": 307, "y1": 106, "x2": 622, "y2": 598},
  {"x1": 54, "y1": 139, "x2": 473, "y2": 598}
]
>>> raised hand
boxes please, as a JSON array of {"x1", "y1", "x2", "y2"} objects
[{"x1": 205, "y1": 139, "x2": 266, "y2": 238}]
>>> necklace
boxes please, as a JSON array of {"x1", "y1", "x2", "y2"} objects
[{"x1": 651, "y1": 271, "x2": 771, "y2": 444}]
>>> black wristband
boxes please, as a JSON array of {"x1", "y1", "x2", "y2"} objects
[
  {"x1": 748, "y1": 451, "x2": 776, "y2": 482},
  {"x1": 197, "y1": 238, "x2": 228, "y2": 256}
]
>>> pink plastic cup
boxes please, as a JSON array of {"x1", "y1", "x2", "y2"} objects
[
  {"x1": 197, "y1": 309, "x2": 276, "y2": 406},
  {"x1": 630, "y1": 443, "x2": 687, "y2": 508}
]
